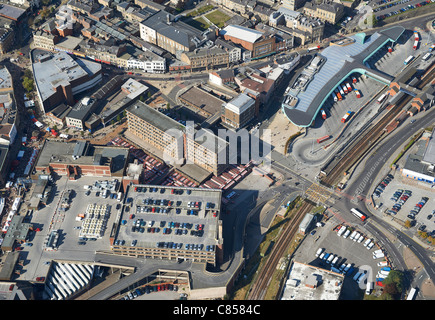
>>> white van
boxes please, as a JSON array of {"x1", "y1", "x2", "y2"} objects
[
  {"x1": 315, "y1": 248, "x2": 324, "y2": 257},
  {"x1": 326, "y1": 254, "x2": 335, "y2": 264}
]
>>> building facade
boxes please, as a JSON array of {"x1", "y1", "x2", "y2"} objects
[{"x1": 221, "y1": 93, "x2": 256, "y2": 129}]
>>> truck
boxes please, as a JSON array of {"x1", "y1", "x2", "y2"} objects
[
  {"x1": 326, "y1": 254, "x2": 335, "y2": 264},
  {"x1": 117, "y1": 192, "x2": 122, "y2": 202},
  {"x1": 430, "y1": 44, "x2": 435, "y2": 52},
  {"x1": 346, "y1": 83, "x2": 352, "y2": 92},
  {"x1": 342, "y1": 230, "x2": 351, "y2": 238},
  {"x1": 335, "y1": 89, "x2": 342, "y2": 101},
  {"x1": 352, "y1": 77, "x2": 357, "y2": 83},
  {"x1": 381, "y1": 267, "x2": 391, "y2": 272},
  {"x1": 323, "y1": 253, "x2": 330, "y2": 261},
  {"x1": 354, "y1": 90, "x2": 361, "y2": 98},
  {"x1": 331, "y1": 256, "x2": 339, "y2": 266},
  {"x1": 341, "y1": 111, "x2": 352, "y2": 123},
  {"x1": 331, "y1": 93, "x2": 338, "y2": 102},
  {"x1": 366, "y1": 241, "x2": 374, "y2": 249},
  {"x1": 363, "y1": 238, "x2": 371, "y2": 247},
  {"x1": 343, "y1": 263, "x2": 352, "y2": 274}
]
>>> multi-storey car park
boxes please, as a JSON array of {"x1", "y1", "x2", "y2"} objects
[
  {"x1": 110, "y1": 184, "x2": 223, "y2": 266},
  {"x1": 281, "y1": 26, "x2": 405, "y2": 127}
]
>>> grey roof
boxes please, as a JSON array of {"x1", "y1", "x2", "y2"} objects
[
  {"x1": 0, "y1": 3, "x2": 26, "y2": 21},
  {"x1": 422, "y1": 129, "x2": 435, "y2": 165},
  {"x1": 33, "y1": 51, "x2": 101, "y2": 104},
  {"x1": 282, "y1": 26, "x2": 405, "y2": 127},
  {"x1": 127, "y1": 100, "x2": 183, "y2": 133},
  {"x1": 67, "y1": 97, "x2": 97, "y2": 121},
  {"x1": 141, "y1": 10, "x2": 204, "y2": 48}
]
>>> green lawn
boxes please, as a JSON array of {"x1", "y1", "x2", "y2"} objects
[{"x1": 205, "y1": 9, "x2": 231, "y2": 28}]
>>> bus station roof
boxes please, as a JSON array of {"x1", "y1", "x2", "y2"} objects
[{"x1": 282, "y1": 26, "x2": 405, "y2": 127}]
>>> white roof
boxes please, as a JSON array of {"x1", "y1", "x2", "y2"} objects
[
  {"x1": 225, "y1": 93, "x2": 255, "y2": 115},
  {"x1": 220, "y1": 25, "x2": 263, "y2": 44}
]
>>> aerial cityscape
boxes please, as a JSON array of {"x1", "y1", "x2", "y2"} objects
[{"x1": 0, "y1": 0, "x2": 434, "y2": 305}]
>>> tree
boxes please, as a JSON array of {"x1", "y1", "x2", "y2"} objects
[
  {"x1": 116, "y1": 114, "x2": 121, "y2": 122},
  {"x1": 22, "y1": 77, "x2": 34, "y2": 92},
  {"x1": 382, "y1": 270, "x2": 405, "y2": 299}
]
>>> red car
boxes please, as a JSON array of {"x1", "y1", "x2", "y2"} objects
[{"x1": 36, "y1": 277, "x2": 45, "y2": 282}]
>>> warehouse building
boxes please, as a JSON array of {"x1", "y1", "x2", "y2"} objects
[
  {"x1": 111, "y1": 184, "x2": 223, "y2": 265},
  {"x1": 32, "y1": 50, "x2": 102, "y2": 113},
  {"x1": 33, "y1": 140, "x2": 129, "y2": 179},
  {"x1": 402, "y1": 129, "x2": 435, "y2": 184}
]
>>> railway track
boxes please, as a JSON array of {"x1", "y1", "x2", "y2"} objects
[
  {"x1": 321, "y1": 70, "x2": 435, "y2": 187},
  {"x1": 247, "y1": 200, "x2": 313, "y2": 300}
]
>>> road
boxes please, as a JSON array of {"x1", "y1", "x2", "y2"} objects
[{"x1": 338, "y1": 108, "x2": 435, "y2": 286}]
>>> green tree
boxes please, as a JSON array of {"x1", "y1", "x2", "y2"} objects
[
  {"x1": 382, "y1": 270, "x2": 404, "y2": 299},
  {"x1": 22, "y1": 77, "x2": 34, "y2": 92}
]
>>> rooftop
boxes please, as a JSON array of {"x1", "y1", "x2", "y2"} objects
[
  {"x1": 35, "y1": 140, "x2": 129, "y2": 175},
  {"x1": 281, "y1": 261, "x2": 344, "y2": 300},
  {"x1": 225, "y1": 93, "x2": 255, "y2": 115},
  {"x1": 422, "y1": 128, "x2": 435, "y2": 165},
  {"x1": 141, "y1": 10, "x2": 205, "y2": 49},
  {"x1": 127, "y1": 100, "x2": 183, "y2": 133},
  {"x1": 32, "y1": 51, "x2": 101, "y2": 104},
  {"x1": 282, "y1": 26, "x2": 405, "y2": 127},
  {"x1": 220, "y1": 25, "x2": 264, "y2": 44}
]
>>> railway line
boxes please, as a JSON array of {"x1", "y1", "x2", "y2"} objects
[
  {"x1": 320, "y1": 69, "x2": 435, "y2": 188},
  {"x1": 247, "y1": 200, "x2": 314, "y2": 300}
]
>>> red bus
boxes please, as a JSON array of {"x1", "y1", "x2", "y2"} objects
[{"x1": 317, "y1": 135, "x2": 331, "y2": 143}]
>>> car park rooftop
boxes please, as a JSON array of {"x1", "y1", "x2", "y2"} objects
[{"x1": 112, "y1": 184, "x2": 223, "y2": 265}]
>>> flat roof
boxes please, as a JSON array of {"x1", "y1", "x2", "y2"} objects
[
  {"x1": 0, "y1": 4, "x2": 26, "y2": 21},
  {"x1": 179, "y1": 86, "x2": 225, "y2": 117},
  {"x1": 282, "y1": 26, "x2": 405, "y2": 127},
  {"x1": 220, "y1": 25, "x2": 264, "y2": 43},
  {"x1": 127, "y1": 100, "x2": 183, "y2": 133},
  {"x1": 117, "y1": 184, "x2": 222, "y2": 250},
  {"x1": 225, "y1": 93, "x2": 255, "y2": 115},
  {"x1": 281, "y1": 261, "x2": 344, "y2": 300},
  {"x1": 35, "y1": 140, "x2": 129, "y2": 175},
  {"x1": 33, "y1": 51, "x2": 101, "y2": 103},
  {"x1": 422, "y1": 129, "x2": 435, "y2": 165}
]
